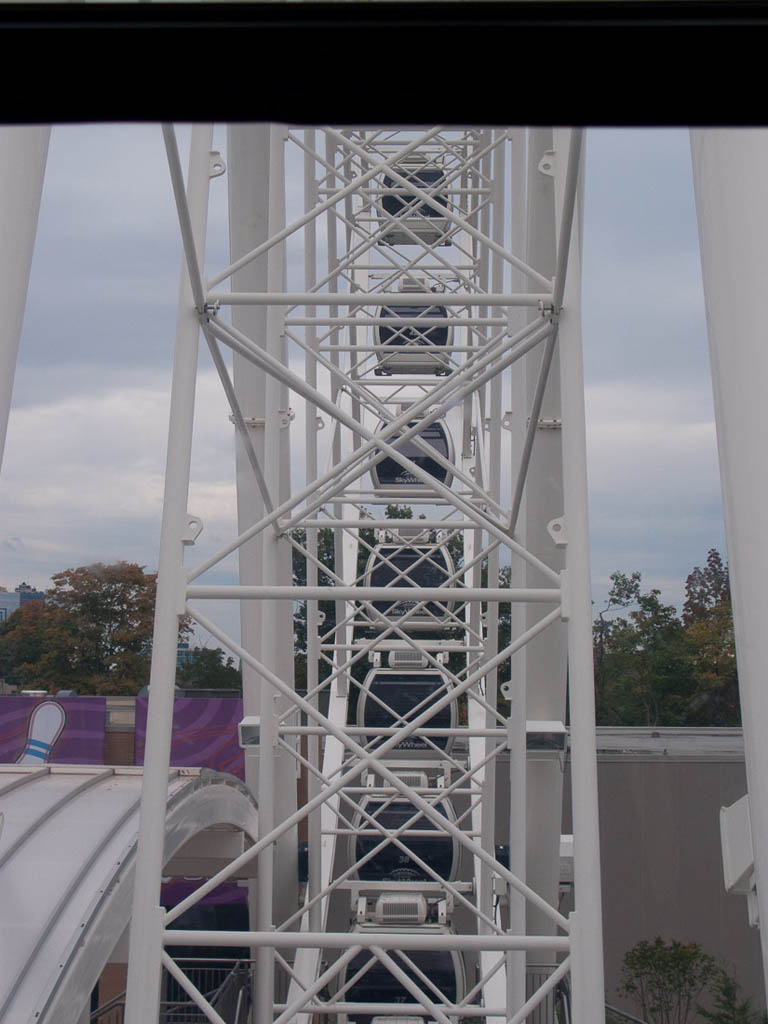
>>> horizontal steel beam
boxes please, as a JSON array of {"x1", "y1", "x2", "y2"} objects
[
  {"x1": 208, "y1": 290, "x2": 551, "y2": 306},
  {"x1": 187, "y1": 585, "x2": 560, "y2": 602},
  {"x1": 162, "y1": 931, "x2": 570, "y2": 952}
]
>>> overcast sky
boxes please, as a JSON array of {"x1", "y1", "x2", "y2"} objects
[{"x1": 0, "y1": 126, "x2": 725, "y2": 644}]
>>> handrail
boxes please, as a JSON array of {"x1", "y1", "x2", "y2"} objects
[
  {"x1": 605, "y1": 1003, "x2": 649, "y2": 1024},
  {"x1": 90, "y1": 990, "x2": 125, "y2": 1021}
]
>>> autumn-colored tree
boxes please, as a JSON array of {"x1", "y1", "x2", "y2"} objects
[
  {"x1": 0, "y1": 600, "x2": 76, "y2": 691},
  {"x1": 682, "y1": 549, "x2": 739, "y2": 725},
  {"x1": 0, "y1": 562, "x2": 189, "y2": 696}
]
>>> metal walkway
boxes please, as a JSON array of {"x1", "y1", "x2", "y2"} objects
[{"x1": 0, "y1": 765, "x2": 258, "y2": 1024}]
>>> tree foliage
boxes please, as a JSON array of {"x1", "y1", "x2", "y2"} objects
[
  {"x1": 698, "y1": 967, "x2": 768, "y2": 1024},
  {"x1": 619, "y1": 937, "x2": 717, "y2": 1024},
  {"x1": 0, "y1": 562, "x2": 190, "y2": 696},
  {"x1": 176, "y1": 647, "x2": 242, "y2": 691},
  {"x1": 593, "y1": 550, "x2": 739, "y2": 727}
]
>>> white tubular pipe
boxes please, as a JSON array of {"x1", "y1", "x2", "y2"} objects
[
  {"x1": 554, "y1": 128, "x2": 605, "y2": 1020},
  {"x1": 187, "y1": 585, "x2": 560, "y2": 602},
  {"x1": 163, "y1": 930, "x2": 570, "y2": 952},
  {"x1": 0, "y1": 125, "x2": 49, "y2": 472},
  {"x1": 691, "y1": 128, "x2": 768, "y2": 998},
  {"x1": 210, "y1": 291, "x2": 551, "y2": 306},
  {"x1": 124, "y1": 124, "x2": 213, "y2": 1024}
]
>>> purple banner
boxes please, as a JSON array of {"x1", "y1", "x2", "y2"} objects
[
  {"x1": 161, "y1": 876, "x2": 247, "y2": 908},
  {"x1": 0, "y1": 696, "x2": 106, "y2": 765},
  {"x1": 135, "y1": 697, "x2": 244, "y2": 780}
]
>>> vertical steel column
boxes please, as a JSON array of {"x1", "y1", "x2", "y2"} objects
[
  {"x1": 522, "y1": 127, "x2": 568, "y2": 948},
  {"x1": 691, "y1": 128, "x2": 768, "y2": 999},
  {"x1": 303, "y1": 128, "x2": 323, "y2": 935},
  {"x1": 553, "y1": 127, "x2": 605, "y2": 1019},
  {"x1": 255, "y1": 124, "x2": 294, "y2": 1023},
  {"x1": 124, "y1": 124, "x2": 213, "y2": 1024},
  {"x1": 0, "y1": 125, "x2": 49, "y2": 472},
  {"x1": 228, "y1": 123, "x2": 272, "y2": 1000},
  {"x1": 505, "y1": 128, "x2": 529, "y2": 1014}
]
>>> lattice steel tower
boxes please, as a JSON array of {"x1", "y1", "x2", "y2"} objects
[{"x1": 118, "y1": 123, "x2": 605, "y2": 1024}]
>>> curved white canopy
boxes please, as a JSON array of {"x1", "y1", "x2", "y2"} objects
[{"x1": 0, "y1": 764, "x2": 258, "y2": 1023}]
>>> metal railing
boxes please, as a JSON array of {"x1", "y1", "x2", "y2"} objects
[
  {"x1": 526, "y1": 964, "x2": 570, "y2": 1023},
  {"x1": 605, "y1": 1004, "x2": 648, "y2": 1024},
  {"x1": 91, "y1": 959, "x2": 252, "y2": 1024}
]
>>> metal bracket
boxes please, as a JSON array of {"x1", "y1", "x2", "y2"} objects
[
  {"x1": 527, "y1": 417, "x2": 562, "y2": 431},
  {"x1": 199, "y1": 301, "x2": 220, "y2": 320},
  {"x1": 547, "y1": 516, "x2": 567, "y2": 547},
  {"x1": 315, "y1": 416, "x2": 325, "y2": 431},
  {"x1": 182, "y1": 515, "x2": 204, "y2": 546},
  {"x1": 538, "y1": 299, "x2": 557, "y2": 320},
  {"x1": 230, "y1": 415, "x2": 265, "y2": 429},
  {"x1": 278, "y1": 408, "x2": 295, "y2": 428},
  {"x1": 538, "y1": 150, "x2": 556, "y2": 177},
  {"x1": 502, "y1": 411, "x2": 515, "y2": 431},
  {"x1": 209, "y1": 151, "x2": 226, "y2": 179}
]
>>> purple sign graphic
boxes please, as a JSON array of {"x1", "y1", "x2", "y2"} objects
[
  {"x1": 0, "y1": 696, "x2": 107, "y2": 764},
  {"x1": 161, "y1": 876, "x2": 247, "y2": 908},
  {"x1": 135, "y1": 697, "x2": 245, "y2": 780}
]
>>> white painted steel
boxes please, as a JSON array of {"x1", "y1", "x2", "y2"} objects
[
  {"x1": 552, "y1": 127, "x2": 605, "y2": 1017},
  {"x1": 691, "y1": 128, "x2": 768, "y2": 996},
  {"x1": 125, "y1": 125, "x2": 603, "y2": 1024},
  {"x1": 162, "y1": 930, "x2": 570, "y2": 952},
  {"x1": 0, "y1": 125, "x2": 49, "y2": 472},
  {"x1": 124, "y1": 124, "x2": 214, "y2": 1024}
]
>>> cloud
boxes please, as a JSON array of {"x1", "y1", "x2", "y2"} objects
[
  {"x1": 585, "y1": 378, "x2": 725, "y2": 611},
  {"x1": 0, "y1": 125, "x2": 729, "y2": 640}
]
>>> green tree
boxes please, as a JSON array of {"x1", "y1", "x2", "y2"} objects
[
  {"x1": 619, "y1": 937, "x2": 717, "y2": 1024},
  {"x1": 176, "y1": 647, "x2": 242, "y2": 690},
  {"x1": 593, "y1": 573, "x2": 695, "y2": 726},
  {"x1": 698, "y1": 967, "x2": 767, "y2": 1024}
]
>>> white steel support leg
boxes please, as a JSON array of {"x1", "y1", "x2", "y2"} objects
[
  {"x1": 124, "y1": 124, "x2": 213, "y2": 1024},
  {"x1": 0, "y1": 125, "x2": 49, "y2": 471},
  {"x1": 553, "y1": 128, "x2": 605, "y2": 1019},
  {"x1": 256, "y1": 123, "x2": 294, "y2": 1023},
  {"x1": 523, "y1": 128, "x2": 569, "y2": 953},
  {"x1": 691, "y1": 129, "x2": 768, "y2": 1000}
]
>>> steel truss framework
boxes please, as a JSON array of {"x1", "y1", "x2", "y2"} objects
[{"x1": 124, "y1": 124, "x2": 604, "y2": 1024}]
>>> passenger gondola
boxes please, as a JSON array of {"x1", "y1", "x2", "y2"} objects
[
  {"x1": 357, "y1": 668, "x2": 456, "y2": 755},
  {"x1": 371, "y1": 419, "x2": 454, "y2": 491}
]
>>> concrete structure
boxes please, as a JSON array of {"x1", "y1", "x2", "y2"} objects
[{"x1": 572, "y1": 730, "x2": 762, "y2": 1013}]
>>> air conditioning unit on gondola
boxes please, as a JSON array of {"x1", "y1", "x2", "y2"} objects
[
  {"x1": 338, "y1": 925, "x2": 466, "y2": 1024},
  {"x1": 362, "y1": 543, "x2": 458, "y2": 630},
  {"x1": 377, "y1": 162, "x2": 451, "y2": 246},
  {"x1": 371, "y1": 417, "x2": 454, "y2": 492},
  {"x1": 357, "y1": 669, "x2": 456, "y2": 756},
  {"x1": 373, "y1": 277, "x2": 453, "y2": 376},
  {"x1": 349, "y1": 794, "x2": 459, "y2": 883}
]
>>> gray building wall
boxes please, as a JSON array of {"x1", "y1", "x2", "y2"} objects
[{"x1": 562, "y1": 730, "x2": 764, "y2": 1015}]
